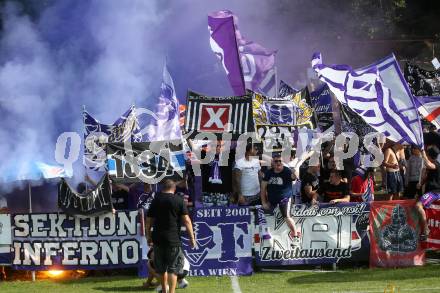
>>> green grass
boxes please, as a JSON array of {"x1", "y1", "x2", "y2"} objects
[{"x1": 1, "y1": 264, "x2": 440, "y2": 292}]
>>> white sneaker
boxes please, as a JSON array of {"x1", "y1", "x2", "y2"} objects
[
  {"x1": 178, "y1": 278, "x2": 189, "y2": 289},
  {"x1": 156, "y1": 285, "x2": 169, "y2": 293}
]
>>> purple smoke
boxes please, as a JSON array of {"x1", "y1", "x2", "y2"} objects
[{"x1": 0, "y1": 0, "x2": 408, "y2": 190}]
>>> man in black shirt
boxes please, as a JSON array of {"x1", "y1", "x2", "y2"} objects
[
  {"x1": 300, "y1": 165, "x2": 320, "y2": 204},
  {"x1": 200, "y1": 140, "x2": 235, "y2": 207},
  {"x1": 421, "y1": 147, "x2": 440, "y2": 193},
  {"x1": 111, "y1": 184, "x2": 129, "y2": 210},
  {"x1": 320, "y1": 169, "x2": 350, "y2": 204},
  {"x1": 415, "y1": 147, "x2": 440, "y2": 240},
  {"x1": 146, "y1": 179, "x2": 196, "y2": 293},
  {"x1": 424, "y1": 125, "x2": 440, "y2": 150}
]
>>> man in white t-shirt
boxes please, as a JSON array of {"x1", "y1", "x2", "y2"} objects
[{"x1": 234, "y1": 144, "x2": 262, "y2": 205}]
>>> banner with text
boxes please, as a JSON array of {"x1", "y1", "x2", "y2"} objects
[
  {"x1": 369, "y1": 200, "x2": 425, "y2": 268},
  {"x1": 12, "y1": 211, "x2": 144, "y2": 270},
  {"x1": 254, "y1": 203, "x2": 370, "y2": 266},
  {"x1": 107, "y1": 141, "x2": 185, "y2": 183},
  {"x1": 182, "y1": 206, "x2": 253, "y2": 276},
  {"x1": 426, "y1": 201, "x2": 440, "y2": 250}
]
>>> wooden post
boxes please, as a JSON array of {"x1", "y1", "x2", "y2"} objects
[{"x1": 28, "y1": 182, "x2": 36, "y2": 282}]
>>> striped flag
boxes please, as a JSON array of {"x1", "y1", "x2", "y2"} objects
[
  {"x1": 415, "y1": 96, "x2": 440, "y2": 129},
  {"x1": 312, "y1": 53, "x2": 424, "y2": 148},
  {"x1": 184, "y1": 91, "x2": 253, "y2": 139}
]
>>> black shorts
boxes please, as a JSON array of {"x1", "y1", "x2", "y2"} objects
[
  {"x1": 153, "y1": 245, "x2": 184, "y2": 274},
  {"x1": 404, "y1": 181, "x2": 422, "y2": 199},
  {"x1": 177, "y1": 270, "x2": 188, "y2": 279},
  {"x1": 387, "y1": 171, "x2": 403, "y2": 194}
]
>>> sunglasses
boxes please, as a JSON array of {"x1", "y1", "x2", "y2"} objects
[{"x1": 273, "y1": 160, "x2": 282, "y2": 163}]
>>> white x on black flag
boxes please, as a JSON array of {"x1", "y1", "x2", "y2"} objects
[{"x1": 184, "y1": 91, "x2": 254, "y2": 139}]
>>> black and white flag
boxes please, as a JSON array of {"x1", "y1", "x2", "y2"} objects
[
  {"x1": 184, "y1": 91, "x2": 254, "y2": 139},
  {"x1": 58, "y1": 175, "x2": 113, "y2": 215}
]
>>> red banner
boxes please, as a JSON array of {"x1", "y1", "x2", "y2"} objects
[
  {"x1": 426, "y1": 201, "x2": 440, "y2": 250},
  {"x1": 369, "y1": 200, "x2": 425, "y2": 268}
]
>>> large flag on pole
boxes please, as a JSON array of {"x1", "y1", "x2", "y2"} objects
[
  {"x1": 414, "y1": 96, "x2": 440, "y2": 129},
  {"x1": 208, "y1": 10, "x2": 276, "y2": 97},
  {"x1": 208, "y1": 10, "x2": 245, "y2": 96},
  {"x1": 138, "y1": 64, "x2": 182, "y2": 142},
  {"x1": 312, "y1": 53, "x2": 424, "y2": 148}
]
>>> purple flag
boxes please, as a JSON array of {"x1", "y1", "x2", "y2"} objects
[
  {"x1": 208, "y1": 10, "x2": 276, "y2": 96},
  {"x1": 235, "y1": 23, "x2": 276, "y2": 96},
  {"x1": 208, "y1": 11, "x2": 245, "y2": 95}
]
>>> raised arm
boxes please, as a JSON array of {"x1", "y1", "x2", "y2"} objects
[
  {"x1": 422, "y1": 150, "x2": 437, "y2": 170},
  {"x1": 260, "y1": 181, "x2": 269, "y2": 209}
]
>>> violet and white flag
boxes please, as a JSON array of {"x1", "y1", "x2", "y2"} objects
[
  {"x1": 312, "y1": 53, "x2": 424, "y2": 148},
  {"x1": 139, "y1": 64, "x2": 182, "y2": 142},
  {"x1": 208, "y1": 10, "x2": 277, "y2": 97},
  {"x1": 83, "y1": 106, "x2": 141, "y2": 170},
  {"x1": 208, "y1": 10, "x2": 245, "y2": 96},
  {"x1": 415, "y1": 96, "x2": 440, "y2": 129}
]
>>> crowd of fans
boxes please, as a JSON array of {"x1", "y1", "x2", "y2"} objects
[{"x1": 80, "y1": 125, "x2": 440, "y2": 241}]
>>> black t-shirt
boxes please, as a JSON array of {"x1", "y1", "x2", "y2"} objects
[
  {"x1": 201, "y1": 149, "x2": 235, "y2": 194},
  {"x1": 424, "y1": 132, "x2": 440, "y2": 149},
  {"x1": 426, "y1": 161, "x2": 440, "y2": 193},
  {"x1": 137, "y1": 192, "x2": 156, "y2": 213},
  {"x1": 112, "y1": 189, "x2": 129, "y2": 210},
  {"x1": 300, "y1": 172, "x2": 320, "y2": 204},
  {"x1": 147, "y1": 192, "x2": 188, "y2": 247},
  {"x1": 263, "y1": 167, "x2": 293, "y2": 206},
  {"x1": 320, "y1": 182, "x2": 349, "y2": 203}
]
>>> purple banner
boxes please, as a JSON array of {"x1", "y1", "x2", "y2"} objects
[
  {"x1": 182, "y1": 206, "x2": 253, "y2": 276},
  {"x1": 208, "y1": 11, "x2": 245, "y2": 96},
  {"x1": 254, "y1": 202, "x2": 370, "y2": 266},
  {"x1": 309, "y1": 84, "x2": 333, "y2": 131}
]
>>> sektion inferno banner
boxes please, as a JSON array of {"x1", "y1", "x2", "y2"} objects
[
  {"x1": 11, "y1": 211, "x2": 144, "y2": 270},
  {"x1": 369, "y1": 200, "x2": 425, "y2": 268}
]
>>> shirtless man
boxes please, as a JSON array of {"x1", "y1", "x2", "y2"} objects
[{"x1": 383, "y1": 143, "x2": 405, "y2": 200}]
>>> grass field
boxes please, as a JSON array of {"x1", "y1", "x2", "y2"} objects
[{"x1": 1, "y1": 264, "x2": 440, "y2": 293}]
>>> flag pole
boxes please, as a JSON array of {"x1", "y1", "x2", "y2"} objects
[
  {"x1": 28, "y1": 181, "x2": 36, "y2": 281},
  {"x1": 231, "y1": 16, "x2": 246, "y2": 95},
  {"x1": 275, "y1": 66, "x2": 279, "y2": 99},
  {"x1": 330, "y1": 92, "x2": 342, "y2": 136},
  {"x1": 28, "y1": 181, "x2": 32, "y2": 213},
  {"x1": 82, "y1": 105, "x2": 88, "y2": 191}
]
